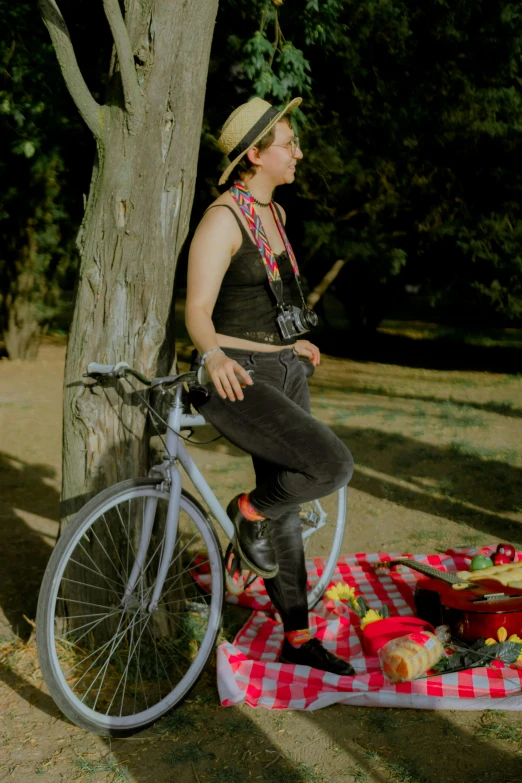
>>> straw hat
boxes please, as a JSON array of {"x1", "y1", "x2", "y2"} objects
[{"x1": 217, "y1": 96, "x2": 302, "y2": 186}]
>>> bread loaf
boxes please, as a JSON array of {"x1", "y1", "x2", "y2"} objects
[
  {"x1": 379, "y1": 631, "x2": 444, "y2": 683},
  {"x1": 454, "y1": 561, "x2": 522, "y2": 589}
]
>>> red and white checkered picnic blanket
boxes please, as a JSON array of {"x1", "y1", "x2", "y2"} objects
[{"x1": 217, "y1": 547, "x2": 522, "y2": 711}]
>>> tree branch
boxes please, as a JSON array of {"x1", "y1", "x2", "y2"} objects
[
  {"x1": 38, "y1": 0, "x2": 103, "y2": 140},
  {"x1": 103, "y1": 0, "x2": 141, "y2": 113}
]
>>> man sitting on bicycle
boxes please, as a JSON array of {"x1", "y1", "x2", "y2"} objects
[{"x1": 186, "y1": 96, "x2": 355, "y2": 677}]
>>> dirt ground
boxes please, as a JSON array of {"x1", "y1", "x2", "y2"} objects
[{"x1": 1, "y1": 332, "x2": 522, "y2": 783}]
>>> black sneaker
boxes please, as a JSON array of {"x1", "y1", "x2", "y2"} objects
[
  {"x1": 226, "y1": 495, "x2": 279, "y2": 579},
  {"x1": 280, "y1": 637, "x2": 355, "y2": 677}
]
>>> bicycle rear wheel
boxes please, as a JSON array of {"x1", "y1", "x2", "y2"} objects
[{"x1": 37, "y1": 479, "x2": 224, "y2": 736}]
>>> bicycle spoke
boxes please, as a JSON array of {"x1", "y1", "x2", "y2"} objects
[
  {"x1": 57, "y1": 607, "x2": 121, "y2": 646},
  {"x1": 89, "y1": 525, "x2": 130, "y2": 587},
  {"x1": 60, "y1": 577, "x2": 121, "y2": 594},
  {"x1": 133, "y1": 615, "x2": 144, "y2": 715},
  {"x1": 160, "y1": 566, "x2": 212, "y2": 604},
  {"x1": 104, "y1": 611, "x2": 151, "y2": 716},
  {"x1": 154, "y1": 595, "x2": 209, "y2": 611},
  {"x1": 56, "y1": 597, "x2": 113, "y2": 611},
  {"x1": 115, "y1": 503, "x2": 138, "y2": 563},
  {"x1": 149, "y1": 612, "x2": 204, "y2": 668},
  {"x1": 67, "y1": 557, "x2": 124, "y2": 591},
  {"x1": 63, "y1": 611, "x2": 130, "y2": 681},
  {"x1": 144, "y1": 623, "x2": 180, "y2": 684},
  {"x1": 84, "y1": 612, "x2": 141, "y2": 709},
  {"x1": 160, "y1": 540, "x2": 202, "y2": 594},
  {"x1": 160, "y1": 548, "x2": 206, "y2": 596},
  {"x1": 78, "y1": 542, "x2": 125, "y2": 597},
  {"x1": 102, "y1": 514, "x2": 128, "y2": 580}
]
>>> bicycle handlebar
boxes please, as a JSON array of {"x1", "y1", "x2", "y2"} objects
[
  {"x1": 86, "y1": 361, "x2": 130, "y2": 376},
  {"x1": 84, "y1": 362, "x2": 199, "y2": 389},
  {"x1": 84, "y1": 362, "x2": 253, "y2": 390}
]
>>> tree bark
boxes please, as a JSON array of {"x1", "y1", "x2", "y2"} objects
[
  {"x1": 306, "y1": 259, "x2": 346, "y2": 309},
  {"x1": 2, "y1": 221, "x2": 43, "y2": 361},
  {"x1": 40, "y1": 0, "x2": 219, "y2": 525}
]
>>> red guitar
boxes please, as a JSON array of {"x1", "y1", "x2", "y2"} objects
[{"x1": 377, "y1": 559, "x2": 522, "y2": 643}]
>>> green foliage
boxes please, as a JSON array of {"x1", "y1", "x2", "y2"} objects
[
  {"x1": 0, "y1": 2, "x2": 85, "y2": 351},
  {"x1": 198, "y1": 0, "x2": 522, "y2": 330},
  {"x1": 5, "y1": 0, "x2": 522, "y2": 351}
]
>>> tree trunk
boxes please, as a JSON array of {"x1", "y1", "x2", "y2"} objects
[
  {"x1": 2, "y1": 221, "x2": 43, "y2": 360},
  {"x1": 44, "y1": 1, "x2": 219, "y2": 526}
]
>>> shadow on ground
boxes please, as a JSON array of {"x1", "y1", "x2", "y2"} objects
[
  {"x1": 333, "y1": 426, "x2": 522, "y2": 546},
  {"x1": 0, "y1": 452, "x2": 59, "y2": 638},
  {"x1": 302, "y1": 702, "x2": 522, "y2": 783},
  {"x1": 312, "y1": 326, "x2": 522, "y2": 375},
  {"x1": 310, "y1": 377, "x2": 522, "y2": 422}
]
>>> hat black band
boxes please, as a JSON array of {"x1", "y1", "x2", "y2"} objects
[{"x1": 229, "y1": 106, "x2": 281, "y2": 160}]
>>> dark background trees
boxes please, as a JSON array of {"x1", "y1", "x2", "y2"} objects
[
  {"x1": 196, "y1": 0, "x2": 522, "y2": 331},
  {"x1": 2, "y1": 0, "x2": 522, "y2": 362},
  {"x1": 0, "y1": 0, "x2": 110, "y2": 358}
]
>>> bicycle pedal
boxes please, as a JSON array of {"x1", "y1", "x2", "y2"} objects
[{"x1": 225, "y1": 544, "x2": 255, "y2": 596}]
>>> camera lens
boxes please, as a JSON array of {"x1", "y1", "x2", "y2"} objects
[{"x1": 303, "y1": 308, "x2": 319, "y2": 328}]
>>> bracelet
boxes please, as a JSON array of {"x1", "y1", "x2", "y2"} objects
[{"x1": 200, "y1": 347, "x2": 223, "y2": 365}]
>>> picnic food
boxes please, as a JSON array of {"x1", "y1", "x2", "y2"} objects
[
  {"x1": 470, "y1": 555, "x2": 494, "y2": 571},
  {"x1": 496, "y1": 543, "x2": 516, "y2": 561},
  {"x1": 453, "y1": 561, "x2": 522, "y2": 590},
  {"x1": 493, "y1": 553, "x2": 512, "y2": 566},
  {"x1": 379, "y1": 631, "x2": 444, "y2": 683}
]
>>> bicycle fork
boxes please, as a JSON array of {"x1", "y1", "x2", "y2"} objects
[{"x1": 121, "y1": 386, "x2": 185, "y2": 613}]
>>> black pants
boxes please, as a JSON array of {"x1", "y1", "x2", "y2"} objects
[{"x1": 191, "y1": 347, "x2": 354, "y2": 631}]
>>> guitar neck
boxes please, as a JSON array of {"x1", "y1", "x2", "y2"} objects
[{"x1": 388, "y1": 558, "x2": 468, "y2": 585}]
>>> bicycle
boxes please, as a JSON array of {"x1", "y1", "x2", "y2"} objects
[{"x1": 36, "y1": 361, "x2": 347, "y2": 736}]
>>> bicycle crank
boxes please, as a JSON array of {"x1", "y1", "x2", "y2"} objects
[{"x1": 224, "y1": 543, "x2": 258, "y2": 596}]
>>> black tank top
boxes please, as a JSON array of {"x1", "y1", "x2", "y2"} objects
[{"x1": 208, "y1": 204, "x2": 301, "y2": 346}]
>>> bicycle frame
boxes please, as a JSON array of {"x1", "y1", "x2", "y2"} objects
[{"x1": 122, "y1": 385, "x2": 235, "y2": 612}]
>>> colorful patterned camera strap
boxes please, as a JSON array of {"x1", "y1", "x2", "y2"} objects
[{"x1": 230, "y1": 180, "x2": 300, "y2": 283}]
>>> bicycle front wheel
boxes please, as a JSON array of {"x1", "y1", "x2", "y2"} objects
[
  {"x1": 37, "y1": 479, "x2": 224, "y2": 736},
  {"x1": 300, "y1": 485, "x2": 347, "y2": 609}
]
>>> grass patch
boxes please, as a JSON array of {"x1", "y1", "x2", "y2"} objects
[
  {"x1": 450, "y1": 409, "x2": 485, "y2": 428},
  {"x1": 436, "y1": 478, "x2": 456, "y2": 499},
  {"x1": 74, "y1": 757, "x2": 130, "y2": 781},
  {"x1": 219, "y1": 604, "x2": 251, "y2": 644},
  {"x1": 476, "y1": 711, "x2": 522, "y2": 742},
  {"x1": 452, "y1": 532, "x2": 487, "y2": 547},
  {"x1": 296, "y1": 763, "x2": 324, "y2": 782},
  {"x1": 223, "y1": 715, "x2": 259, "y2": 733},
  {"x1": 450, "y1": 439, "x2": 520, "y2": 465},
  {"x1": 347, "y1": 765, "x2": 369, "y2": 782},
  {"x1": 271, "y1": 768, "x2": 303, "y2": 783},
  {"x1": 209, "y1": 766, "x2": 246, "y2": 783},
  {"x1": 364, "y1": 709, "x2": 398, "y2": 732},
  {"x1": 155, "y1": 708, "x2": 195, "y2": 734},
  {"x1": 385, "y1": 758, "x2": 427, "y2": 783},
  {"x1": 352, "y1": 405, "x2": 386, "y2": 417},
  {"x1": 190, "y1": 686, "x2": 219, "y2": 706},
  {"x1": 408, "y1": 529, "x2": 444, "y2": 545},
  {"x1": 162, "y1": 743, "x2": 215, "y2": 764},
  {"x1": 268, "y1": 762, "x2": 325, "y2": 783}
]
